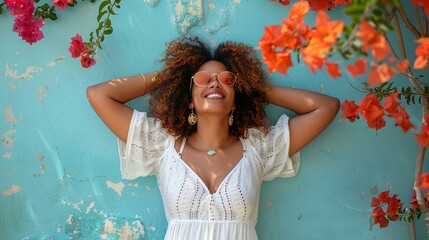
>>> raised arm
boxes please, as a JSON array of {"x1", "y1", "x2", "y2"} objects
[
  {"x1": 265, "y1": 86, "x2": 340, "y2": 156},
  {"x1": 86, "y1": 72, "x2": 157, "y2": 142}
]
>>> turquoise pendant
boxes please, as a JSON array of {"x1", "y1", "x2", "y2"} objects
[{"x1": 207, "y1": 149, "x2": 216, "y2": 156}]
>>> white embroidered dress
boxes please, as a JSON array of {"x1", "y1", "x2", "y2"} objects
[{"x1": 118, "y1": 110, "x2": 300, "y2": 240}]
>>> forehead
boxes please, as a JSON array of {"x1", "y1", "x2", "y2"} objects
[{"x1": 197, "y1": 60, "x2": 227, "y2": 73}]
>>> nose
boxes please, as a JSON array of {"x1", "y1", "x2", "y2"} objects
[{"x1": 208, "y1": 74, "x2": 221, "y2": 88}]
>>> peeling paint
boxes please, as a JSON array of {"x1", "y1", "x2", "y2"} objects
[
  {"x1": 144, "y1": 0, "x2": 159, "y2": 7},
  {"x1": 266, "y1": 202, "x2": 272, "y2": 208},
  {"x1": 208, "y1": 3, "x2": 215, "y2": 9},
  {"x1": 4, "y1": 106, "x2": 17, "y2": 123},
  {"x1": 4, "y1": 63, "x2": 42, "y2": 80},
  {"x1": 106, "y1": 181, "x2": 125, "y2": 196},
  {"x1": 171, "y1": 0, "x2": 203, "y2": 34},
  {"x1": 2, "y1": 152, "x2": 12, "y2": 159},
  {"x1": 66, "y1": 214, "x2": 73, "y2": 224},
  {"x1": 128, "y1": 183, "x2": 139, "y2": 188},
  {"x1": 2, "y1": 184, "x2": 21, "y2": 196},
  {"x1": 1, "y1": 127, "x2": 16, "y2": 149},
  {"x1": 101, "y1": 220, "x2": 115, "y2": 239},
  {"x1": 202, "y1": 1, "x2": 240, "y2": 34},
  {"x1": 145, "y1": 185, "x2": 150, "y2": 191},
  {"x1": 85, "y1": 201, "x2": 95, "y2": 214},
  {"x1": 46, "y1": 56, "x2": 65, "y2": 67},
  {"x1": 36, "y1": 85, "x2": 49, "y2": 105},
  {"x1": 61, "y1": 199, "x2": 84, "y2": 212}
]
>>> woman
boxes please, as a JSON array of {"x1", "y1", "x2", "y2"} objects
[{"x1": 87, "y1": 37, "x2": 340, "y2": 239}]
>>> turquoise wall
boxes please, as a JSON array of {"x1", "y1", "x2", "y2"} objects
[{"x1": 0, "y1": 0, "x2": 426, "y2": 239}]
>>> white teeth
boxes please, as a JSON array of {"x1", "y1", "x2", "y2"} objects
[{"x1": 206, "y1": 93, "x2": 223, "y2": 99}]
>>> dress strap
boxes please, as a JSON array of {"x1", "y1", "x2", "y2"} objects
[{"x1": 178, "y1": 137, "x2": 187, "y2": 156}]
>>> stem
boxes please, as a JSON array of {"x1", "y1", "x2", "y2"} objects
[
  {"x1": 415, "y1": 5, "x2": 424, "y2": 34},
  {"x1": 339, "y1": 3, "x2": 374, "y2": 50},
  {"x1": 410, "y1": 218, "x2": 416, "y2": 240},
  {"x1": 390, "y1": 10, "x2": 426, "y2": 95},
  {"x1": 424, "y1": 13, "x2": 428, "y2": 36},
  {"x1": 414, "y1": 96, "x2": 429, "y2": 231},
  {"x1": 398, "y1": 6, "x2": 422, "y2": 38}
]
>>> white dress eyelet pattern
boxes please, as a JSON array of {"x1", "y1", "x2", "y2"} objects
[{"x1": 118, "y1": 110, "x2": 300, "y2": 240}]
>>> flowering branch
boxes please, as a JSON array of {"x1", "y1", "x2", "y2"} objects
[
  {"x1": 68, "y1": 0, "x2": 121, "y2": 68},
  {"x1": 260, "y1": 0, "x2": 429, "y2": 237}
]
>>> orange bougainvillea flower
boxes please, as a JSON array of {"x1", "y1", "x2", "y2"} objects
[
  {"x1": 302, "y1": 54, "x2": 326, "y2": 73},
  {"x1": 346, "y1": 58, "x2": 367, "y2": 78},
  {"x1": 288, "y1": 1, "x2": 309, "y2": 23},
  {"x1": 414, "y1": 37, "x2": 429, "y2": 69},
  {"x1": 412, "y1": 0, "x2": 429, "y2": 17},
  {"x1": 386, "y1": 194, "x2": 402, "y2": 221},
  {"x1": 368, "y1": 63, "x2": 395, "y2": 86},
  {"x1": 382, "y1": 92, "x2": 415, "y2": 133},
  {"x1": 415, "y1": 115, "x2": 429, "y2": 146},
  {"x1": 383, "y1": 92, "x2": 400, "y2": 116},
  {"x1": 307, "y1": 0, "x2": 351, "y2": 11},
  {"x1": 395, "y1": 59, "x2": 409, "y2": 72},
  {"x1": 416, "y1": 173, "x2": 429, "y2": 190},
  {"x1": 371, "y1": 190, "x2": 406, "y2": 229},
  {"x1": 392, "y1": 107, "x2": 415, "y2": 133},
  {"x1": 372, "y1": 207, "x2": 389, "y2": 228},
  {"x1": 259, "y1": 25, "x2": 295, "y2": 74},
  {"x1": 326, "y1": 62, "x2": 341, "y2": 79},
  {"x1": 304, "y1": 11, "x2": 344, "y2": 58},
  {"x1": 378, "y1": 190, "x2": 390, "y2": 204},
  {"x1": 359, "y1": 94, "x2": 386, "y2": 130},
  {"x1": 272, "y1": 51, "x2": 294, "y2": 74},
  {"x1": 313, "y1": 11, "x2": 344, "y2": 46},
  {"x1": 356, "y1": 21, "x2": 390, "y2": 61},
  {"x1": 341, "y1": 99, "x2": 360, "y2": 122}
]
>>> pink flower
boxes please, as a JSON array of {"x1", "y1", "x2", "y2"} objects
[
  {"x1": 69, "y1": 34, "x2": 86, "y2": 58},
  {"x1": 12, "y1": 13, "x2": 44, "y2": 44},
  {"x1": 80, "y1": 53, "x2": 96, "y2": 68},
  {"x1": 4, "y1": 0, "x2": 35, "y2": 17},
  {"x1": 52, "y1": 0, "x2": 74, "y2": 11}
]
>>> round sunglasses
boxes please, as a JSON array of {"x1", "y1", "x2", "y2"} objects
[{"x1": 190, "y1": 71, "x2": 236, "y2": 90}]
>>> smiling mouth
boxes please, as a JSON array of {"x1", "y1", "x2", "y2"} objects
[{"x1": 205, "y1": 93, "x2": 224, "y2": 99}]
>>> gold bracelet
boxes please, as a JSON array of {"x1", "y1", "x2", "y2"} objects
[{"x1": 139, "y1": 73, "x2": 146, "y2": 94}]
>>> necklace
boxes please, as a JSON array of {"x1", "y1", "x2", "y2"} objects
[{"x1": 194, "y1": 134, "x2": 230, "y2": 156}]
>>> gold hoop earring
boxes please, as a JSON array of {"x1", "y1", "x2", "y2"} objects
[
  {"x1": 229, "y1": 109, "x2": 234, "y2": 126},
  {"x1": 188, "y1": 108, "x2": 197, "y2": 125}
]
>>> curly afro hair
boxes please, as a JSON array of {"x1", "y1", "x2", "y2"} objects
[{"x1": 149, "y1": 37, "x2": 271, "y2": 138}]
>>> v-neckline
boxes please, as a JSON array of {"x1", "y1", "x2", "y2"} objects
[{"x1": 173, "y1": 137, "x2": 246, "y2": 195}]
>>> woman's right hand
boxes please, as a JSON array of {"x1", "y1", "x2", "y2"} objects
[{"x1": 86, "y1": 72, "x2": 157, "y2": 142}]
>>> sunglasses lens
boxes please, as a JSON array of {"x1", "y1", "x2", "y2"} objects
[
  {"x1": 193, "y1": 71, "x2": 212, "y2": 86},
  {"x1": 218, "y1": 71, "x2": 236, "y2": 86}
]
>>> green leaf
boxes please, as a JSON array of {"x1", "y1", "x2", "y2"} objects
[
  {"x1": 108, "y1": 7, "x2": 116, "y2": 15},
  {"x1": 99, "y1": 0, "x2": 110, "y2": 13},
  {"x1": 103, "y1": 29, "x2": 113, "y2": 35},
  {"x1": 344, "y1": 5, "x2": 366, "y2": 15},
  {"x1": 49, "y1": 13, "x2": 58, "y2": 20},
  {"x1": 97, "y1": 10, "x2": 107, "y2": 22}
]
